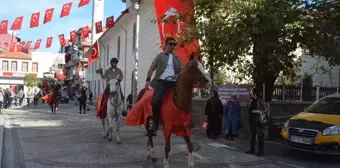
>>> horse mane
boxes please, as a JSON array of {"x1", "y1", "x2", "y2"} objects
[{"x1": 137, "y1": 88, "x2": 146, "y2": 102}]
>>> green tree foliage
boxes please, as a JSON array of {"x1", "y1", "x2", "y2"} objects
[
  {"x1": 179, "y1": 0, "x2": 340, "y2": 100},
  {"x1": 24, "y1": 75, "x2": 40, "y2": 87}
]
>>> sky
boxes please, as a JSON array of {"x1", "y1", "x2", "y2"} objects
[{"x1": 0, "y1": 0, "x2": 126, "y2": 52}]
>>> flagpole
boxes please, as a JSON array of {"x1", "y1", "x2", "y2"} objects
[
  {"x1": 10, "y1": 30, "x2": 15, "y2": 48},
  {"x1": 132, "y1": 0, "x2": 140, "y2": 105}
]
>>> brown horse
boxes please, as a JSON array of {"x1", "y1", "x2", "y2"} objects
[
  {"x1": 125, "y1": 55, "x2": 212, "y2": 168},
  {"x1": 48, "y1": 92, "x2": 60, "y2": 114}
]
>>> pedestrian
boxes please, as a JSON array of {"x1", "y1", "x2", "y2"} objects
[
  {"x1": 26, "y1": 88, "x2": 33, "y2": 106},
  {"x1": 3, "y1": 89, "x2": 11, "y2": 109},
  {"x1": 0, "y1": 88, "x2": 4, "y2": 112},
  {"x1": 204, "y1": 90, "x2": 223, "y2": 139},
  {"x1": 18, "y1": 89, "x2": 25, "y2": 106},
  {"x1": 87, "y1": 88, "x2": 93, "y2": 105},
  {"x1": 33, "y1": 89, "x2": 40, "y2": 106},
  {"x1": 245, "y1": 87, "x2": 267, "y2": 157},
  {"x1": 78, "y1": 87, "x2": 87, "y2": 114},
  {"x1": 224, "y1": 95, "x2": 241, "y2": 140},
  {"x1": 126, "y1": 93, "x2": 132, "y2": 111},
  {"x1": 9, "y1": 88, "x2": 14, "y2": 107}
]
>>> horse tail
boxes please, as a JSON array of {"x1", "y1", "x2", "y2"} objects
[{"x1": 137, "y1": 88, "x2": 146, "y2": 102}]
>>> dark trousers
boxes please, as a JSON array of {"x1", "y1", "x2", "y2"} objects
[
  {"x1": 27, "y1": 98, "x2": 31, "y2": 106},
  {"x1": 33, "y1": 98, "x2": 38, "y2": 106},
  {"x1": 151, "y1": 80, "x2": 177, "y2": 129},
  {"x1": 250, "y1": 123, "x2": 264, "y2": 153},
  {"x1": 19, "y1": 98, "x2": 23, "y2": 106},
  {"x1": 79, "y1": 101, "x2": 86, "y2": 113},
  {"x1": 0, "y1": 101, "x2": 2, "y2": 112}
]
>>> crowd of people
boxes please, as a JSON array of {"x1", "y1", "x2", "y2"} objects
[{"x1": 204, "y1": 87, "x2": 268, "y2": 157}]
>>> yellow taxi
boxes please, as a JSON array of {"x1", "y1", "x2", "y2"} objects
[{"x1": 281, "y1": 94, "x2": 340, "y2": 154}]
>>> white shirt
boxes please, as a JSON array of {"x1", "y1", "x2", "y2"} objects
[{"x1": 160, "y1": 54, "x2": 175, "y2": 81}]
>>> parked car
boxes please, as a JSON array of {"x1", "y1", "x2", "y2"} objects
[
  {"x1": 281, "y1": 94, "x2": 340, "y2": 154},
  {"x1": 60, "y1": 91, "x2": 69, "y2": 104}
]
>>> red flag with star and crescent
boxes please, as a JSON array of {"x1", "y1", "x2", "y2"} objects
[
  {"x1": 9, "y1": 43, "x2": 15, "y2": 52},
  {"x1": 58, "y1": 34, "x2": 65, "y2": 46},
  {"x1": 78, "y1": 0, "x2": 90, "y2": 7},
  {"x1": 153, "y1": 0, "x2": 199, "y2": 66},
  {"x1": 46, "y1": 37, "x2": 53, "y2": 48},
  {"x1": 70, "y1": 30, "x2": 77, "y2": 42},
  {"x1": 24, "y1": 41, "x2": 32, "y2": 50},
  {"x1": 81, "y1": 26, "x2": 89, "y2": 38},
  {"x1": 0, "y1": 20, "x2": 8, "y2": 34},
  {"x1": 95, "y1": 21, "x2": 103, "y2": 34},
  {"x1": 44, "y1": 8, "x2": 54, "y2": 24},
  {"x1": 17, "y1": 42, "x2": 25, "y2": 52},
  {"x1": 89, "y1": 40, "x2": 100, "y2": 66},
  {"x1": 34, "y1": 39, "x2": 42, "y2": 49},
  {"x1": 61, "y1": 2, "x2": 73, "y2": 18},
  {"x1": 10, "y1": 16, "x2": 24, "y2": 30},
  {"x1": 30, "y1": 12, "x2": 40, "y2": 28},
  {"x1": 106, "y1": 16, "x2": 114, "y2": 29}
]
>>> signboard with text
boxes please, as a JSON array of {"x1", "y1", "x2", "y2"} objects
[
  {"x1": 216, "y1": 85, "x2": 252, "y2": 104},
  {"x1": 0, "y1": 71, "x2": 37, "y2": 77}
]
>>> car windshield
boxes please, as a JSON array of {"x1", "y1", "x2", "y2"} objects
[{"x1": 306, "y1": 97, "x2": 340, "y2": 115}]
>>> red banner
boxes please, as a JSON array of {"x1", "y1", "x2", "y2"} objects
[{"x1": 153, "y1": 0, "x2": 199, "y2": 65}]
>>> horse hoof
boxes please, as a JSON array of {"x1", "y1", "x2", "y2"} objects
[
  {"x1": 116, "y1": 141, "x2": 121, "y2": 145},
  {"x1": 108, "y1": 138, "x2": 112, "y2": 142},
  {"x1": 188, "y1": 164, "x2": 194, "y2": 168},
  {"x1": 152, "y1": 158, "x2": 158, "y2": 163},
  {"x1": 146, "y1": 154, "x2": 151, "y2": 159}
]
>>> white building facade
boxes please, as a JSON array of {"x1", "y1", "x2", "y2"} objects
[
  {"x1": 0, "y1": 51, "x2": 65, "y2": 91},
  {"x1": 86, "y1": 0, "x2": 161, "y2": 97}
]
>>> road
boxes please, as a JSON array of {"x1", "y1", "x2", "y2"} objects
[{"x1": 1, "y1": 103, "x2": 339, "y2": 168}]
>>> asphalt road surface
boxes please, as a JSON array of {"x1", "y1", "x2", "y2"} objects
[{"x1": 2, "y1": 102, "x2": 339, "y2": 168}]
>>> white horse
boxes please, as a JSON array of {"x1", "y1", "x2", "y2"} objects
[{"x1": 101, "y1": 79, "x2": 124, "y2": 144}]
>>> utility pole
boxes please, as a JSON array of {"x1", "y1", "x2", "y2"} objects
[{"x1": 132, "y1": 0, "x2": 141, "y2": 104}]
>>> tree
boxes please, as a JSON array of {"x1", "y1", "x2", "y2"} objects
[
  {"x1": 24, "y1": 75, "x2": 40, "y2": 87},
  {"x1": 180, "y1": 0, "x2": 340, "y2": 100}
]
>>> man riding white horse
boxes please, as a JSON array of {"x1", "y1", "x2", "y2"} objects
[
  {"x1": 99, "y1": 57, "x2": 124, "y2": 108},
  {"x1": 145, "y1": 37, "x2": 184, "y2": 135}
]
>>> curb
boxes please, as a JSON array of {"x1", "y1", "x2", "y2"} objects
[{"x1": 0, "y1": 114, "x2": 5, "y2": 168}]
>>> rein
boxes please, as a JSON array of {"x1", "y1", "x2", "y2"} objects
[{"x1": 109, "y1": 83, "x2": 123, "y2": 108}]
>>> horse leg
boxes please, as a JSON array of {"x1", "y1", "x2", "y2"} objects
[
  {"x1": 115, "y1": 114, "x2": 121, "y2": 144},
  {"x1": 164, "y1": 136, "x2": 171, "y2": 168},
  {"x1": 107, "y1": 112, "x2": 114, "y2": 142},
  {"x1": 145, "y1": 118, "x2": 157, "y2": 162},
  {"x1": 184, "y1": 136, "x2": 194, "y2": 168},
  {"x1": 101, "y1": 119, "x2": 107, "y2": 137}
]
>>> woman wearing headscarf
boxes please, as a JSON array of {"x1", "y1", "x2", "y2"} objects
[
  {"x1": 204, "y1": 90, "x2": 223, "y2": 139},
  {"x1": 224, "y1": 95, "x2": 241, "y2": 140}
]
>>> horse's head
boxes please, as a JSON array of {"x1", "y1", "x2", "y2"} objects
[
  {"x1": 109, "y1": 79, "x2": 120, "y2": 93},
  {"x1": 184, "y1": 53, "x2": 212, "y2": 89}
]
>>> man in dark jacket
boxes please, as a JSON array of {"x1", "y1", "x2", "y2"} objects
[{"x1": 78, "y1": 87, "x2": 87, "y2": 114}]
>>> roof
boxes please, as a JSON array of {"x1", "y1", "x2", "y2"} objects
[
  {"x1": 0, "y1": 50, "x2": 32, "y2": 60},
  {"x1": 83, "y1": 8, "x2": 129, "y2": 58}
]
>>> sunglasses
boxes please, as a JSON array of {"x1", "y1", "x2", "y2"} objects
[{"x1": 168, "y1": 42, "x2": 177, "y2": 46}]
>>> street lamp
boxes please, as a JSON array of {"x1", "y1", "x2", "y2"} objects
[{"x1": 131, "y1": 0, "x2": 141, "y2": 104}]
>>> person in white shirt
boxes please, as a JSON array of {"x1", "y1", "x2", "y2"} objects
[{"x1": 145, "y1": 37, "x2": 184, "y2": 133}]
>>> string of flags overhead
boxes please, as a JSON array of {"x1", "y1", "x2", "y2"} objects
[{"x1": 0, "y1": 0, "x2": 130, "y2": 52}]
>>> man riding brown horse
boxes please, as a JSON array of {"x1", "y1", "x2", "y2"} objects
[{"x1": 145, "y1": 37, "x2": 184, "y2": 135}]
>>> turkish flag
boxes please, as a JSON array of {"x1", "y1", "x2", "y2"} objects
[
  {"x1": 0, "y1": 20, "x2": 8, "y2": 34},
  {"x1": 44, "y1": 8, "x2": 54, "y2": 24},
  {"x1": 30, "y1": 12, "x2": 40, "y2": 28},
  {"x1": 25, "y1": 41, "x2": 32, "y2": 50},
  {"x1": 34, "y1": 39, "x2": 42, "y2": 49},
  {"x1": 81, "y1": 26, "x2": 89, "y2": 38},
  {"x1": 78, "y1": 0, "x2": 90, "y2": 7},
  {"x1": 61, "y1": 2, "x2": 73, "y2": 18},
  {"x1": 58, "y1": 34, "x2": 65, "y2": 46},
  {"x1": 10, "y1": 16, "x2": 24, "y2": 30},
  {"x1": 89, "y1": 40, "x2": 100, "y2": 65},
  {"x1": 153, "y1": 0, "x2": 199, "y2": 65},
  {"x1": 3, "y1": 42, "x2": 9, "y2": 48},
  {"x1": 95, "y1": 21, "x2": 103, "y2": 34},
  {"x1": 9, "y1": 43, "x2": 15, "y2": 52},
  {"x1": 46, "y1": 37, "x2": 53, "y2": 48},
  {"x1": 70, "y1": 30, "x2": 77, "y2": 42},
  {"x1": 121, "y1": 9, "x2": 129, "y2": 14},
  {"x1": 106, "y1": 16, "x2": 114, "y2": 29},
  {"x1": 17, "y1": 42, "x2": 25, "y2": 52}
]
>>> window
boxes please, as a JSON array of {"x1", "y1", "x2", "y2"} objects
[
  {"x1": 2, "y1": 61, "x2": 8, "y2": 71},
  {"x1": 117, "y1": 36, "x2": 121, "y2": 59},
  {"x1": 32, "y1": 62, "x2": 38, "y2": 72},
  {"x1": 22, "y1": 62, "x2": 28, "y2": 72},
  {"x1": 306, "y1": 97, "x2": 340, "y2": 115},
  {"x1": 106, "y1": 45, "x2": 110, "y2": 65},
  {"x1": 132, "y1": 22, "x2": 136, "y2": 50},
  {"x1": 11, "y1": 61, "x2": 17, "y2": 71}
]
